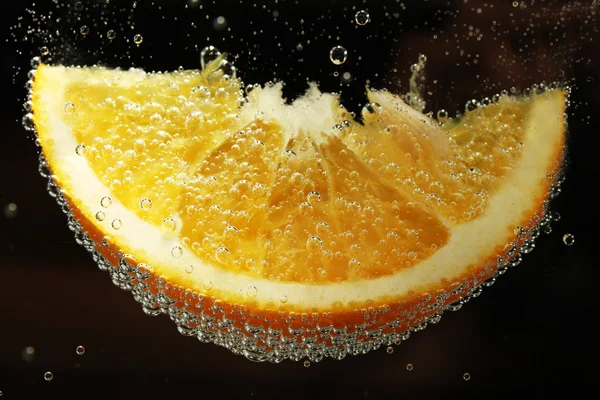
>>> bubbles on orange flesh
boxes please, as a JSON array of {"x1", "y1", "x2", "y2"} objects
[
  {"x1": 52, "y1": 54, "x2": 542, "y2": 285},
  {"x1": 30, "y1": 51, "x2": 567, "y2": 363}
]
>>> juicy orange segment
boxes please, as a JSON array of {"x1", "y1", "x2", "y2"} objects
[{"x1": 31, "y1": 59, "x2": 566, "y2": 360}]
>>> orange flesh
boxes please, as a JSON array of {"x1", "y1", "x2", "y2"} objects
[{"x1": 61, "y1": 64, "x2": 533, "y2": 286}]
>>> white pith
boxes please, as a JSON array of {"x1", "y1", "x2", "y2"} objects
[{"x1": 34, "y1": 65, "x2": 565, "y2": 311}]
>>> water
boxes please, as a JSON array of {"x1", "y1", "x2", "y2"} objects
[{"x1": 15, "y1": 0, "x2": 581, "y2": 365}]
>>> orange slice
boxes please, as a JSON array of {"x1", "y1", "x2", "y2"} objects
[{"x1": 30, "y1": 58, "x2": 566, "y2": 362}]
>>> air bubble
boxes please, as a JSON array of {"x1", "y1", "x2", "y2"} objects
[
  {"x1": 307, "y1": 191, "x2": 321, "y2": 205},
  {"x1": 64, "y1": 102, "x2": 76, "y2": 114},
  {"x1": 107, "y1": 30, "x2": 116, "y2": 40},
  {"x1": 204, "y1": 281, "x2": 213, "y2": 290},
  {"x1": 386, "y1": 346, "x2": 394, "y2": 354},
  {"x1": 162, "y1": 218, "x2": 176, "y2": 232},
  {"x1": 355, "y1": 10, "x2": 371, "y2": 25},
  {"x1": 463, "y1": 372, "x2": 471, "y2": 381},
  {"x1": 303, "y1": 360, "x2": 311, "y2": 368},
  {"x1": 306, "y1": 236, "x2": 324, "y2": 253},
  {"x1": 406, "y1": 363, "x2": 414, "y2": 371},
  {"x1": 75, "y1": 144, "x2": 86, "y2": 156},
  {"x1": 100, "y1": 196, "x2": 112, "y2": 208},
  {"x1": 75, "y1": 346, "x2": 85, "y2": 355},
  {"x1": 213, "y1": 16, "x2": 227, "y2": 31},
  {"x1": 280, "y1": 295, "x2": 288, "y2": 303},
  {"x1": 247, "y1": 286, "x2": 258, "y2": 298},
  {"x1": 44, "y1": 371, "x2": 53, "y2": 381},
  {"x1": 201, "y1": 45, "x2": 221, "y2": 70},
  {"x1": 362, "y1": 102, "x2": 382, "y2": 121},
  {"x1": 224, "y1": 226, "x2": 239, "y2": 240},
  {"x1": 316, "y1": 222, "x2": 330, "y2": 236},
  {"x1": 133, "y1": 34, "x2": 143, "y2": 45},
  {"x1": 185, "y1": 265, "x2": 194, "y2": 274},
  {"x1": 465, "y1": 100, "x2": 479, "y2": 112},
  {"x1": 40, "y1": 46, "x2": 49, "y2": 56},
  {"x1": 437, "y1": 109, "x2": 448, "y2": 122},
  {"x1": 347, "y1": 201, "x2": 361, "y2": 216},
  {"x1": 215, "y1": 247, "x2": 231, "y2": 263},
  {"x1": 562, "y1": 233, "x2": 575, "y2": 246},
  {"x1": 329, "y1": 45, "x2": 348, "y2": 65},
  {"x1": 95, "y1": 211, "x2": 105, "y2": 221},
  {"x1": 171, "y1": 246, "x2": 183, "y2": 258},
  {"x1": 111, "y1": 219, "x2": 122, "y2": 230},
  {"x1": 140, "y1": 198, "x2": 152, "y2": 211},
  {"x1": 80, "y1": 25, "x2": 90, "y2": 36}
]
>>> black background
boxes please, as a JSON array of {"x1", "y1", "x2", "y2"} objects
[{"x1": 1, "y1": 0, "x2": 598, "y2": 398}]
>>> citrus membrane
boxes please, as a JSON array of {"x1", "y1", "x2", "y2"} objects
[{"x1": 29, "y1": 54, "x2": 567, "y2": 361}]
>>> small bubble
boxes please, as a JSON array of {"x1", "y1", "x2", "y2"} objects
[
  {"x1": 111, "y1": 219, "x2": 122, "y2": 230},
  {"x1": 463, "y1": 372, "x2": 471, "y2": 381},
  {"x1": 283, "y1": 149, "x2": 297, "y2": 159},
  {"x1": 3, "y1": 203, "x2": 18, "y2": 219},
  {"x1": 100, "y1": 196, "x2": 112, "y2": 208},
  {"x1": 406, "y1": 363, "x2": 413, "y2": 371},
  {"x1": 185, "y1": 264, "x2": 194, "y2": 274},
  {"x1": 329, "y1": 45, "x2": 348, "y2": 65},
  {"x1": 21, "y1": 346, "x2": 35, "y2": 362},
  {"x1": 40, "y1": 46, "x2": 49, "y2": 56},
  {"x1": 162, "y1": 218, "x2": 176, "y2": 232},
  {"x1": 247, "y1": 286, "x2": 258, "y2": 298},
  {"x1": 200, "y1": 45, "x2": 221, "y2": 70},
  {"x1": 44, "y1": 371, "x2": 54, "y2": 382},
  {"x1": 306, "y1": 236, "x2": 324, "y2": 253},
  {"x1": 171, "y1": 246, "x2": 183, "y2": 258},
  {"x1": 362, "y1": 102, "x2": 382, "y2": 121},
  {"x1": 303, "y1": 360, "x2": 311, "y2": 368},
  {"x1": 436, "y1": 109, "x2": 448, "y2": 122},
  {"x1": 213, "y1": 16, "x2": 227, "y2": 31},
  {"x1": 355, "y1": 10, "x2": 371, "y2": 25},
  {"x1": 80, "y1": 25, "x2": 90, "y2": 36},
  {"x1": 64, "y1": 102, "x2": 76, "y2": 114},
  {"x1": 223, "y1": 226, "x2": 239, "y2": 240},
  {"x1": 204, "y1": 280, "x2": 213, "y2": 290},
  {"x1": 347, "y1": 201, "x2": 362, "y2": 216},
  {"x1": 215, "y1": 247, "x2": 231, "y2": 263},
  {"x1": 95, "y1": 211, "x2": 105, "y2": 221},
  {"x1": 133, "y1": 34, "x2": 143, "y2": 45},
  {"x1": 76, "y1": 346, "x2": 85, "y2": 355},
  {"x1": 140, "y1": 198, "x2": 152, "y2": 211},
  {"x1": 562, "y1": 233, "x2": 575, "y2": 246},
  {"x1": 280, "y1": 295, "x2": 288, "y2": 303},
  {"x1": 74, "y1": 1, "x2": 84, "y2": 11},
  {"x1": 107, "y1": 30, "x2": 117, "y2": 40},
  {"x1": 75, "y1": 144, "x2": 86, "y2": 155},
  {"x1": 386, "y1": 346, "x2": 394, "y2": 354},
  {"x1": 512, "y1": 1, "x2": 519, "y2": 7},
  {"x1": 316, "y1": 222, "x2": 330, "y2": 236},
  {"x1": 307, "y1": 191, "x2": 321, "y2": 205},
  {"x1": 465, "y1": 99, "x2": 479, "y2": 112}
]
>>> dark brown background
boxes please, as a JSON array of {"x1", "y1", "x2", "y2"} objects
[{"x1": 1, "y1": 0, "x2": 598, "y2": 398}]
